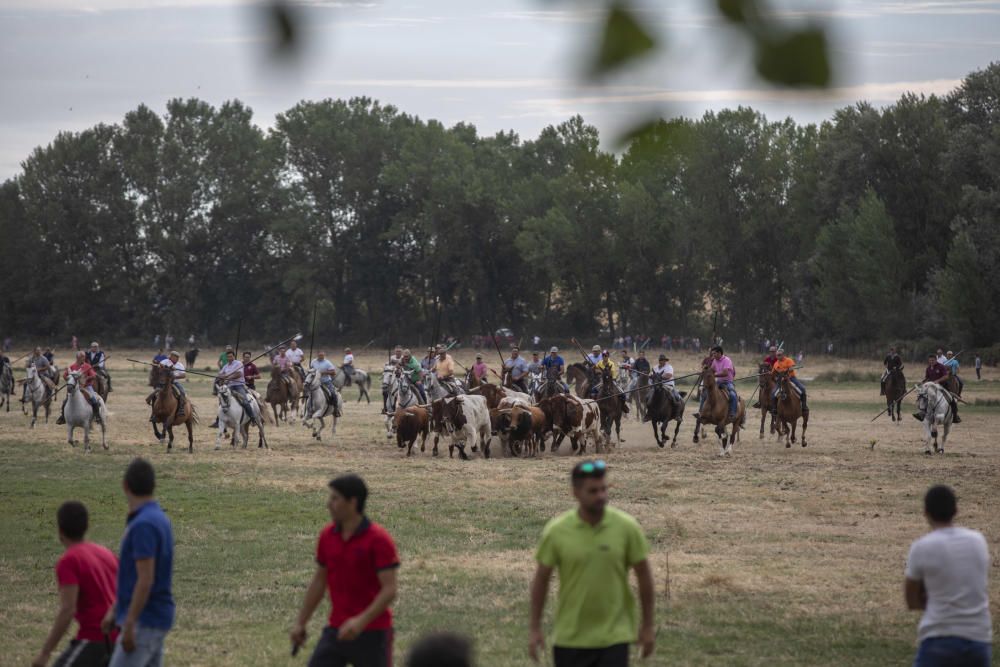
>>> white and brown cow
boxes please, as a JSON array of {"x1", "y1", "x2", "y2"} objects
[
  {"x1": 430, "y1": 394, "x2": 492, "y2": 459},
  {"x1": 537, "y1": 394, "x2": 602, "y2": 455}
]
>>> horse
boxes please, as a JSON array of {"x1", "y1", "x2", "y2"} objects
[
  {"x1": 93, "y1": 369, "x2": 111, "y2": 404},
  {"x1": 693, "y1": 367, "x2": 745, "y2": 456},
  {"x1": 332, "y1": 366, "x2": 371, "y2": 403},
  {"x1": 383, "y1": 367, "x2": 420, "y2": 438},
  {"x1": 150, "y1": 366, "x2": 195, "y2": 453},
  {"x1": 627, "y1": 373, "x2": 650, "y2": 421},
  {"x1": 265, "y1": 366, "x2": 300, "y2": 425},
  {"x1": 302, "y1": 369, "x2": 342, "y2": 441},
  {"x1": 645, "y1": 383, "x2": 685, "y2": 448},
  {"x1": 566, "y1": 363, "x2": 591, "y2": 397},
  {"x1": 63, "y1": 371, "x2": 108, "y2": 452},
  {"x1": 21, "y1": 366, "x2": 52, "y2": 427},
  {"x1": 595, "y1": 367, "x2": 624, "y2": 449},
  {"x1": 757, "y1": 363, "x2": 778, "y2": 438},
  {"x1": 215, "y1": 382, "x2": 266, "y2": 449},
  {"x1": 915, "y1": 382, "x2": 954, "y2": 455},
  {"x1": 942, "y1": 374, "x2": 963, "y2": 397},
  {"x1": 424, "y1": 372, "x2": 465, "y2": 402},
  {"x1": 774, "y1": 372, "x2": 808, "y2": 448},
  {"x1": 532, "y1": 370, "x2": 565, "y2": 403},
  {"x1": 0, "y1": 362, "x2": 14, "y2": 412},
  {"x1": 884, "y1": 366, "x2": 907, "y2": 423}
]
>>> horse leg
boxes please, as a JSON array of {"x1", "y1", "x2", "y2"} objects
[
  {"x1": 671, "y1": 419, "x2": 681, "y2": 447},
  {"x1": 67, "y1": 423, "x2": 74, "y2": 447},
  {"x1": 185, "y1": 420, "x2": 193, "y2": 453},
  {"x1": 215, "y1": 419, "x2": 225, "y2": 450},
  {"x1": 83, "y1": 423, "x2": 91, "y2": 453},
  {"x1": 652, "y1": 420, "x2": 663, "y2": 447},
  {"x1": 315, "y1": 417, "x2": 324, "y2": 441},
  {"x1": 790, "y1": 418, "x2": 797, "y2": 446},
  {"x1": 759, "y1": 408, "x2": 766, "y2": 438},
  {"x1": 693, "y1": 417, "x2": 701, "y2": 444},
  {"x1": 166, "y1": 425, "x2": 175, "y2": 451}
]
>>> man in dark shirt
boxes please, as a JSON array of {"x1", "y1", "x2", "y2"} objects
[
  {"x1": 915, "y1": 354, "x2": 961, "y2": 424},
  {"x1": 291, "y1": 474, "x2": 400, "y2": 666},
  {"x1": 632, "y1": 350, "x2": 650, "y2": 376},
  {"x1": 881, "y1": 346, "x2": 903, "y2": 396},
  {"x1": 242, "y1": 351, "x2": 261, "y2": 392}
]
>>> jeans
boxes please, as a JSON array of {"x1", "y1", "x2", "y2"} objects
[
  {"x1": 700, "y1": 381, "x2": 737, "y2": 415},
  {"x1": 914, "y1": 636, "x2": 991, "y2": 667},
  {"x1": 108, "y1": 625, "x2": 169, "y2": 667}
]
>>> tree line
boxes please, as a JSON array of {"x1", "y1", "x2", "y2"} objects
[{"x1": 1, "y1": 63, "x2": 998, "y2": 350}]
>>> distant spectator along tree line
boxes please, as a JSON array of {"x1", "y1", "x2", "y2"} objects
[{"x1": 1, "y1": 64, "x2": 998, "y2": 349}]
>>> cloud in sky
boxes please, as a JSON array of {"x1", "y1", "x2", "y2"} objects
[{"x1": 0, "y1": 0, "x2": 996, "y2": 179}]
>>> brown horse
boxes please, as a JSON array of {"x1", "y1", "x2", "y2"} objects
[
  {"x1": 774, "y1": 372, "x2": 808, "y2": 448},
  {"x1": 757, "y1": 362, "x2": 777, "y2": 438},
  {"x1": 149, "y1": 367, "x2": 196, "y2": 453},
  {"x1": 265, "y1": 367, "x2": 300, "y2": 424},
  {"x1": 595, "y1": 366, "x2": 624, "y2": 448},
  {"x1": 693, "y1": 367, "x2": 745, "y2": 456},
  {"x1": 884, "y1": 366, "x2": 907, "y2": 423},
  {"x1": 566, "y1": 363, "x2": 591, "y2": 398}
]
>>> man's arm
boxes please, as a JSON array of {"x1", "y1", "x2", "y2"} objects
[
  {"x1": 119, "y1": 558, "x2": 155, "y2": 652},
  {"x1": 633, "y1": 559, "x2": 655, "y2": 658},
  {"x1": 32, "y1": 584, "x2": 78, "y2": 667},
  {"x1": 528, "y1": 563, "x2": 553, "y2": 662},
  {"x1": 904, "y1": 578, "x2": 926, "y2": 610},
  {"x1": 336, "y1": 567, "x2": 398, "y2": 641},
  {"x1": 291, "y1": 566, "x2": 327, "y2": 649}
]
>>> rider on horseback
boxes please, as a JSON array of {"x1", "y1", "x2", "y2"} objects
[
  {"x1": 162, "y1": 350, "x2": 188, "y2": 418},
  {"x1": 56, "y1": 351, "x2": 102, "y2": 425},
  {"x1": 504, "y1": 347, "x2": 530, "y2": 394},
  {"x1": 219, "y1": 349, "x2": 259, "y2": 422},
  {"x1": 593, "y1": 350, "x2": 629, "y2": 413},
  {"x1": 85, "y1": 341, "x2": 111, "y2": 393},
  {"x1": 697, "y1": 346, "x2": 738, "y2": 420},
  {"x1": 646, "y1": 354, "x2": 681, "y2": 418},
  {"x1": 242, "y1": 351, "x2": 261, "y2": 391},
  {"x1": 25, "y1": 347, "x2": 57, "y2": 403},
  {"x1": 286, "y1": 339, "x2": 306, "y2": 382},
  {"x1": 472, "y1": 354, "x2": 489, "y2": 384},
  {"x1": 763, "y1": 345, "x2": 778, "y2": 369},
  {"x1": 342, "y1": 347, "x2": 354, "y2": 387},
  {"x1": 633, "y1": 349, "x2": 650, "y2": 376},
  {"x1": 435, "y1": 345, "x2": 461, "y2": 396},
  {"x1": 770, "y1": 349, "x2": 808, "y2": 414},
  {"x1": 943, "y1": 350, "x2": 964, "y2": 394},
  {"x1": 880, "y1": 345, "x2": 903, "y2": 396},
  {"x1": 541, "y1": 347, "x2": 569, "y2": 393},
  {"x1": 620, "y1": 349, "x2": 634, "y2": 377},
  {"x1": 915, "y1": 354, "x2": 961, "y2": 424},
  {"x1": 528, "y1": 351, "x2": 544, "y2": 376},
  {"x1": 400, "y1": 349, "x2": 427, "y2": 403},
  {"x1": 310, "y1": 351, "x2": 339, "y2": 405}
]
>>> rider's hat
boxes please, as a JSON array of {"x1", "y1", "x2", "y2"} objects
[
  {"x1": 591, "y1": 344, "x2": 601, "y2": 352},
  {"x1": 475, "y1": 353, "x2": 482, "y2": 359},
  {"x1": 169, "y1": 350, "x2": 179, "y2": 357},
  {"x1": 550, "y1": 346, "x2": 559, "y2": 353},
  {"x1": 90, "y1": 341, "x2": 99, "y2": 347},
  {"x1": 946, "y1": 350, "x2": 954, "y2": 356},
  {"x1": 659, "y1": 354, "x2": 668, "y2": 361},
  {"x1": 602, "y1": 349, "x2": 609, "y2": 356}
]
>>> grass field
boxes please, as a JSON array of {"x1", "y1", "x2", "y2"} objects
[{"x1": 2, "y1": 348, "x2": 999, "y2": 666}]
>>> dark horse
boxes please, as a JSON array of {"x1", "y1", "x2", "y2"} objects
[
  {"x1": 566, "y1": 362, "x2": 591, "y2": 398},
  {"x1": 884, "y1": 366, "x2": 907, "y2": 423},
  {"x1": 774, "y1": 371, "x2": 808, "y2": 448},
  {"x1": 758, "y1": 362, "x2": 777, "y2": 438},
  {"x1": 595, "y1": 366, "x2": 624, "y2": 447},
  {"x1": 645, "y1": 383, "x2": 685, "y2": 447},
  {"x1": 533, "y1": 368, "x2": 566, "y2": 402}
]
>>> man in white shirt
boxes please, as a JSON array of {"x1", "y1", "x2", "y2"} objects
[
  {"x1": 342, "y1": 348, "x2": 355, "y2": 386},
  {"x1": 936, "y1": 348, "x2": 948, "y2": 366},
  {"x1": 905, "y1": 485, "x2": 992, "y2": 667},
  {"x1": 285, "y1": 340, "x2": 305, "y2": 382},
  {"x1": 161, "y1": 351, "x2": 188, "y2": 418}
]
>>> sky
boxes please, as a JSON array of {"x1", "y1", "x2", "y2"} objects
[{"x1": 1, "y1": 0, "x2": 999, "y2": 179}]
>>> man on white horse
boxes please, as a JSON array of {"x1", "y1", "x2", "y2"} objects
[
  {"x1": 435, "y1": 345, "x2": 461, "y2": 396},
  {"x1": 57, "y1": 351, "x2": 103, "y2": 425},
  {"x1": 342, "y1": 347, "x2": 355, "y2": 386},
  {"x1": 25, "y1": 347, "x2": 56, "y2": 403},
  {"x1": 85, "y1": 341, "x2": 111, "y2": 393},
  {"x1": 389, "y1": 345, "x2": 404, "y2": 366},
  {"x1": 915, "y1": 353, "x2": 961, "y2": 424},
  {"x1": 504, "y1": 347, "x2": 530, "y2": 394},
  {"x1": 310, "y1": 350, "x2": 340, "y2": 413},
  {"x1": 541, "y1": 347, "x2": 569, "y2": 394},
  {"x1": 218, "y1": 349, "x2": 262, "y2": 426},
  {"x1": 400, "y1": 349, "x2": 426, "y2": 403}
]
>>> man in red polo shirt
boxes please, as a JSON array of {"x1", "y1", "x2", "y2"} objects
[
  {"x1": 291, "y1": 474, "x2": 400, "y2": 667},
  {"x1": 33, "y1": 501, "x2": 118, "y2": 667}
]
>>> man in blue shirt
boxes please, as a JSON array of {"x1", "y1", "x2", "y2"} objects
[
  {"x1": 504, "y1": 347, "x2": 530, "y2": 394},
  {"x1": 542, "y1": 347, "x2": 568, "y2": 394},
  {"x1": 944, "y1": 351, "x2": 964, "y2": 395},
  {"x1": 102, "y1": 458, "x2": 174, "y2": 667}
]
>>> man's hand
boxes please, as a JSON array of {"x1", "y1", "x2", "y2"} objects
[
  {"x1": 30, "y1": 650, "x2": 50, "y2": 667},
  {"x1": 100, "y1": 607, "x2": 116, "y2": 635},
  {"x1": 638, "y1": 624, "x2": 655, "y2": 658},
  {"x1": 337, "y1": 616, "x2": 365, "y2": 641},
  {"x1": 121, "y1": 621, "x2": 136, "y2": 653},
  {"x1": 289, "y1": 623, "x2": 307, "y2": 650},
  {"x1": 528, "y1": 628, "x2": 545, "y2": 662}
]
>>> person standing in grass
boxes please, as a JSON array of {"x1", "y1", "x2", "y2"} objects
[
  {"x1": 905, "y1": 485, "x2": 992, "y2": 667},
  {"x1": 33, "y1": 501, "x2": 118, "y2": 667},
  {"x1": 102, "y1": 458, "x2": 175, "y2": 667},
  {"x1": 529, "y1": 460, "x2": 655, "y2": 666},
  {"x1": 291, "y1": 474, "x2": 400, "y2": 667}
]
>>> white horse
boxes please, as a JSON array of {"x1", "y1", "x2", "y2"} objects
[
  {"x1": 423, "y1": 371, "x2": 465, "y2": 401},
  {"x1": 63, "y1": 371, "x2": 108, "y2": 452},
  {"x1": 381, "y1": 366, "x2": 421, "y2": 438},
  {"x1": 303, "y1": 369, "x2": 343, "y2": 441},
  {"x1": 215, "y1": 383, "x2": 267, "y2": 450},
  {"x1": 332, "y1": 366, "x2": 372, "y2": 403},
  {"x1": 22, "y1": 366, "x2": 51, "y2": 427},
  {"x1": 915, "y1": 382, "x2": 954, "y2": 455}
]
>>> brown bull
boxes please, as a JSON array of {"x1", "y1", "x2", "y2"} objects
[{"x1": 394, "y1": 405, "x2": 429, "y2": 456}]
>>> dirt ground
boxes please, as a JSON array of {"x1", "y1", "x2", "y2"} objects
[{"x1": 1, "y1": 347, "x2": 998, "y2": 666}]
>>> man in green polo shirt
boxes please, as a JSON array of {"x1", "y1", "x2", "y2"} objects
[{"x1": 529, "y1": 459, "x2": 655, "y2": 666}]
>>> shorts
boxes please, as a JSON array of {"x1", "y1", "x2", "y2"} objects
[
  {"x1": 308, "y1": 627, "x2": 393, "y2": 667},
  {"x1": 53, "y1": 639, "x2": 110, "y2": 667},
  {"x1": 553, "y1": 643, "x2": 629, "y2": 667}
]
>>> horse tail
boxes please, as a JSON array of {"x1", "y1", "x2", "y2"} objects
[{"x1": 365, "y1": 373, "x2": 372, "y2": 390}]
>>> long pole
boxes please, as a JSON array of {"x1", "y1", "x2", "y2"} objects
[
  {"x1": 250, "y1": 333, "x2": 303, "y2": 366},
  {"x1": 234, "y1": 318, "x2": 243, "y2": 359},
  {"x1": 126, "y1": 358, "x2": 219, "y2": 380},
  {"x1": 871, "y1": 384, "x2": 919, "y2": 422},
  {"x1": 308, "y1": 301, "x2": 318, "y2": 366}
]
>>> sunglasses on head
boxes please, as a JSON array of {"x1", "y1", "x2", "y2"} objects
[{"x1": 578, "y1": 459, "x2": 607, "y2": 475}]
